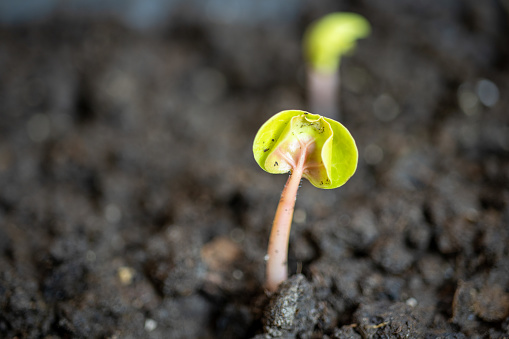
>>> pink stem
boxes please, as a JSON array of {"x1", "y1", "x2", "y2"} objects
[
  {"x1": 265, "y1": 147, "x2": 306, "y2": 292},
  {"x1": 307, "y1": 68, "x2": 340, "y2": 120}
]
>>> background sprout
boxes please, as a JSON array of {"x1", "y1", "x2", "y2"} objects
[
  {"x1": 303, "y1": 12, "x2": 371, "y2": 120},
  {"x1": 253, "y1": 110, "x2": 358, "y2": 292}
]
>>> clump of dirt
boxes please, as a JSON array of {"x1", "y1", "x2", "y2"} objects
[{"x1": 0, "y1": 1, "x2": 509, "y2": 338}]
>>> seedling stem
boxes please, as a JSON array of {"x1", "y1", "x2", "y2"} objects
[{"x1": 266, "y1": 139, "x2": 308, "y2": 292}]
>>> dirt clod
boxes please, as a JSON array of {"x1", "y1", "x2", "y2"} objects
[{"x1": 263, "y1": 274, "x2": 318, "y2": 338}]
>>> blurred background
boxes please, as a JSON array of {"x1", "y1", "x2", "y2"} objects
[
  {"x1": 0, "y1": 1, "x2": 509, "y2": 338},
  {"x1": 0, "y1": 0, "x2": 306, "y2": 28}
]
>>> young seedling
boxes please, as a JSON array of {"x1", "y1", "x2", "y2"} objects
[
  {"x1": 253, "y1": 110, "x2": 358, "y2": 292},
  {"x1": 303, "y1": 12, "x2": 371, "y2": 120}
]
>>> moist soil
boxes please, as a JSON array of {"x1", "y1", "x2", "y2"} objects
[{"x1": 1, "y1": 2, "x2": 509, "y2": 338}]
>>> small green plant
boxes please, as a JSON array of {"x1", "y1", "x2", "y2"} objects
[
  {"x1": 303, "y1": 12, "x2": 371, "y2": 120},
  {"x1": 253, "y1": 110, "x2": 358, "y2": 292}
]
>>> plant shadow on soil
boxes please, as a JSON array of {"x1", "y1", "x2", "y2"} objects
[{"x1": 1, "y1": 1, "x2": 509, "y2": 338}]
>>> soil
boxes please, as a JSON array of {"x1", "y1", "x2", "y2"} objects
[{"x1": 1, "y1": 1, "x2": 509, "y2": 338}]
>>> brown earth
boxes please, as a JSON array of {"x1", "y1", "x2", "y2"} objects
[{"x1": 0, "y1": 1, "x2": 509, "y2": 338}]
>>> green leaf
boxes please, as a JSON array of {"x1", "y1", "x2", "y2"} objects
[
  {"x1": 303, "y1": 12, "x2": 371, "y2": 74},
  {"x1": 253, "y1": 110, "x2": 358, "y2": 189},
  {"x1": 323, "y1": 116, "x2": 359, "y2": 188}
]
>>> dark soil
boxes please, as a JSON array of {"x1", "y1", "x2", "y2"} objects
[{"x1": 1, "y1": 1, "x2": 509, "y2": 338}]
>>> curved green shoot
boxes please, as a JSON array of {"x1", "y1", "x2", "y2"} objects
[
  {"x1": 303, "y1": 12, "x2": 371, "y2": 74},
  {"x1": 253, "y1": 110, "x2": 357, "y2": 292},
  {"x1": 253, "y1": 110, "x2": 357, "y2": 189}
]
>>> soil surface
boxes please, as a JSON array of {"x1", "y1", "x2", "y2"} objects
[{"x1": 1, "y1": 1, "x2": 509, "y2": 338}]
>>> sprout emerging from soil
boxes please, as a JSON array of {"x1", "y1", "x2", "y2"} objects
[
  {"x1": 253, "y1": 110, "x2": 358, "y2": 292},
  {"x1": 303, "y1": 12, "x2": 371, "y2": 120}
]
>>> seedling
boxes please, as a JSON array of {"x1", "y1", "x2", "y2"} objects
[
  {"x1": 253, "y1": 110, "x2": 358, "y2": 292},
  {"x1": 303, "y1": 12, "x2": 371, "y2": 120}
]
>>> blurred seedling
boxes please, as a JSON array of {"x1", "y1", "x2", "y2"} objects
[
  {"x1": 303, "y1": 12, "x2": 371, "y2": 120},
  {"x1": 253, "y1": 110, "x2": 358, "y2": 292}
]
